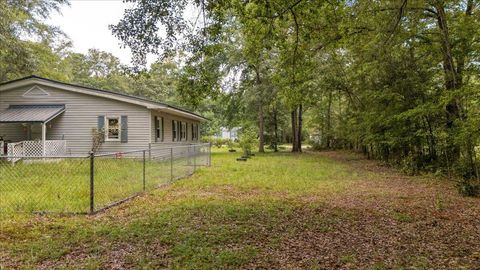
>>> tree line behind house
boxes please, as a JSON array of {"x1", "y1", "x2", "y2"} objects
[{"x1": 2, "y1": 0, "x2": 480, "y2": 195}]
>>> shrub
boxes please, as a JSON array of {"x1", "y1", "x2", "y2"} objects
[
  {"x1": 239, "y1": 127, "x2": 258, "y2": 156},
  {"x1": 213, "y1": 138, "x2": 230, "y2": 148},
  {"x1": 457, "y1": 179, "x2": 480, "y2": 197},
  {"x1": 200, "y1": 136, "x2": 228, "y2": 148},
  {"x1": 226, "y1": 139, "x2": 234, "y2": 150},
  {"x1": 91, "y1": 128, "x2": 104, "y2": 153},
  {"x1": 310, "y1": 141, "x2": 323, "y2": 151},
  {"x1": 200, "y1": 135, "x2": 213, "y2": 143}
]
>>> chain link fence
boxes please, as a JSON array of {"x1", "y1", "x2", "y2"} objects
[{"x1": 0, "y1": 143, "x2": 211, "y2": 214}]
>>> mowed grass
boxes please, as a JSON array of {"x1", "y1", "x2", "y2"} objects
[
  {"x1": 0, "y1": 156, "x2": 192, "y2": 213},
  {"x1": 1, "y1": 148, "x2": 479, "y2": 269}
]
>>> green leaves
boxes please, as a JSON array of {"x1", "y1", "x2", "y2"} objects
[{"x1": 0, "y1": 0, "x2": 69, "y2": 81}]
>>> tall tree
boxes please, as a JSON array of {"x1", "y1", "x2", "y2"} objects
[{"x1": 0, "y1": 0, "x2": 69, "y2": 81}]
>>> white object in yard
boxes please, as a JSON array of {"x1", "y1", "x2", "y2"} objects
[{"x1": 215, "y1": 127, "x2": 240, "y2": 140}]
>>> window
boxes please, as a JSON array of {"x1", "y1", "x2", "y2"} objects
[
  {"x1": 106, "y1": 117, "x2": 120, "y2": 141},
  {"x1": 181, "y1": 122, "x2": 187, "y2": 140},
  {"x1": 191, "y1": 123, "x2": 194, "y2": 141},
  {"x1": 172, "y1": 120, "x2": 178, "y2": 141},
  {"x1": 178, "y1": 121, "x2": 182, "y2": 141},
  {"x1": 155, "y1": 116, "x2": 163, "y2": 142},
  {"x1": 192, "y1": 123, "x2": 199, "y2": 141}
]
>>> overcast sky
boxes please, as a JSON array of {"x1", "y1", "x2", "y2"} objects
[{"x1": 47, "y1": 0, "x2": 150, "y2": 65}]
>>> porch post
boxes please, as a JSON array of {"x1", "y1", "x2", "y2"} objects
[{"x1": 42, "y1": 122, "x2": 46, "y2": 156}]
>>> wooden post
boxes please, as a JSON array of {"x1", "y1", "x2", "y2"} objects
[{"x1": 42, "y1": 123, "x2": 46, "y2": 156}]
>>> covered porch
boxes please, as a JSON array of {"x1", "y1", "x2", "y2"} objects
[{"x1": 0, "y1": 104, "x2": 67, "y2": 157}]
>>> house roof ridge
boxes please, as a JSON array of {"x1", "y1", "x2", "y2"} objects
[{"x1": 0, "y1": 75, "x2": 208, "y2": 121}]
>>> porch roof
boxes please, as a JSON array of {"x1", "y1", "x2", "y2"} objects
[{"x1": 0, "y1": 104, "x2": 65, "y2": 123}]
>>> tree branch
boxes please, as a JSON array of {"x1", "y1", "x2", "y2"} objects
[{"x1": 384, "y1": 0, "x2": 408, "y2": 45}]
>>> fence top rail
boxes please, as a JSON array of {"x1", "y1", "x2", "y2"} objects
[
  {"x1": 1, "y1": 155, "x2": 89, "y2": 159},
  {"x1": 93, "y1": 149, "x2": 148, "y2": 157},
  {"x1": 149, "y1": 143, "x2": 211, "y2": 150},
  {"x1": 95, "y1": 144, "x2": 210, "y2": 157}
]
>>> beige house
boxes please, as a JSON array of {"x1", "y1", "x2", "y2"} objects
[{"x1": 0, "y1": 76, "x2": 207, "y2": 156}]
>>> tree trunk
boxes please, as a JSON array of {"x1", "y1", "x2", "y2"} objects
[
  {"x1": 297, "y1": 104, "x2": 302, "y2": 152},
  {"x1": 291, "y1": 109, "x2": 298, "y2": 152},
  {"x1": 273, "y1": 107, "x2": 279, "y2": 152},
  {"x1": 326, "y1": 91, "x2": 333, "y2": 148},
  {"x1": 252, "y1": 64, "x2": 265, "y2": 153},
  {"x1": 434, "y1": 2, "x2": 462, "y2": 162},
  {"x1": 424, "y1": 116, "x2": 437, "y2": 161},
  {"x1": 258, "y1": 102, "x2": 265, "y2": 153},
  {"x1": 455, "y1": 0, "x2": 473, "y2": 88}
]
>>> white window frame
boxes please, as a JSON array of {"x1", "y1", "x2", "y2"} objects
[
  {"x1": 181, "y1": 122, "x2": 187, "y2": 141},
  {"x1": 192, "y1": 123, "x2": 198, "y2": 141},
  {"x1": 196, "y1": 124, "x2": 199, "y2": 141},
  {"x1": 172, "y1": 120, "x2": 178, "y2": 142},
  {"x1": 105, "y1": 116, "x2": 121, "y2": 142},
  {"x1": 156, "y1": 117, "x2": 163, "y2": 142}
]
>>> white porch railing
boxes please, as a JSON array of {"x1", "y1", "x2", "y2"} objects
[{"x1": 7, "y1": 140, "x2": 67, "y2": 162}]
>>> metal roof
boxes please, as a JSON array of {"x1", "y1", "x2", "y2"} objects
[{"x1": 0, "y1": 104, "x2": 65, "y2": 123}]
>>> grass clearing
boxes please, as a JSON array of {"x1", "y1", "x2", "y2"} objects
[{"x1": 1, "y1": 148, "x2": 479, "y2": 269}]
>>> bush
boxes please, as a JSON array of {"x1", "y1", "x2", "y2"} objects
[
  {"x1": 310, "y1": 141, "x2": 323, "y2": 151},
  {"x1": 226, "y1": 139, "x2": 235, "y2": 150},
  {"x1": 200, "y1": 136, "x2": 233, "y2": 148},
  {"x1": 200, "y1": 136, "x2": 213, "y2": 143},
  {"x1": 457, "y1": 179, "x2": 480, "y2": 197},
  {"x1": 239, "y1": 127, "x2": 258, "y2": 156},
  {"x1": 213, "y1": 138, "x2": 227, "y2": 148}
]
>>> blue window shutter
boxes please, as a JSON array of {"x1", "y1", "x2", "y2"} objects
[
  {"x1": 172, "y1": 120, "x2": 175, "y2": 141},
  {"x1": 177, "y1": 121, "x2": 181, "y2": 141},
  {"x1": 179, "y1": 121, "x2": 183, "y2": 141},
  {"x1": 154, "y1": 116, "x2": 159, "y2": 142},
  {"x1": 161, "y1": 117, "x2": 164, "y2": 142},
  {"x1": 121, "y1": 115, "x2": 128, "y2": 143},
  {"x1": 97, "y1": 116, "x2": 105, "y2": 142}
]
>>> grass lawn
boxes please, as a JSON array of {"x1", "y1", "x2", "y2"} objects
[{"x1": 0, "y1": 148, "x2": 479, "y2": 269}]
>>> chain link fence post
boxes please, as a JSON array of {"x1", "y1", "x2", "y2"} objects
[
  {"x1": 170, "y1": 147, "x2": 173, "y2": 181},
  {"x1": 89, "y1": 151, "x2": 95, "y2": 214},
  {"x1": 148, "y1": 143, "x2": 152, "y2": 160},
  {"x1": 208, "y1": 142, "x2": 212, "y2": 167},
  {"x1": 193, "y1": 145, "x2": 197, "y2": 172},
  {"x1": 143, "y1": 150, "x2": 146, "y2": 192}
]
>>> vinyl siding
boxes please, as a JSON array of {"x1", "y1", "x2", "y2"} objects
[
  {"x1": 0, "y1": 84, "x2": 151, "y2": 155},
  {"x1": 150, "y1": 110, "x2": 201, "y2": 146},
  {"x1": 0, "y1": 123, "x2": 24, "y2": 142}
]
